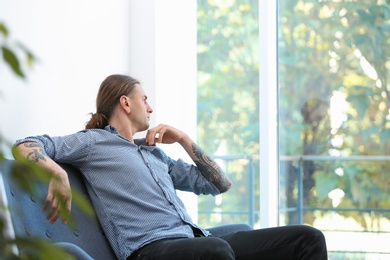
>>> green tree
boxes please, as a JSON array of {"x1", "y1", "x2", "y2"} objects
[
  {"x1": 197, "y1": 0, "x2": 390, "y2": 231},
  {"x1": 197, "y1": 0, "x2": 260, "y2": 227},
  {"x1": 279, "y1": 0, "x2": 390, "y2": 228}
]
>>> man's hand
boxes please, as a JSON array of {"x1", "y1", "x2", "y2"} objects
[
  {"x1": 43, "y1": 171, "x2": 72, "y2": 224},
  {"x1": 145, "y1": 124, "x2": 187, "y2": 145}
]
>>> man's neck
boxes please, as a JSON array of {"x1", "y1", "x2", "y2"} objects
[{"x1": 108, "y1": 119, "x2": 135, "y2": 142}]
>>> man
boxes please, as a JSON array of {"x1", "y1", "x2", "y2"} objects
[{"x1": 14, "y1": 74, "x2": 327, "y2": 259}]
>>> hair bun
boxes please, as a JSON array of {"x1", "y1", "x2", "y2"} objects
[{"x1": 85, "y1": 112, "x2": 108, "y2": 129}]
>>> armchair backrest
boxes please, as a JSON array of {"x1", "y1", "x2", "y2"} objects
[{"x1": 0, "y1": 159, "x2": 116, "y2": 259}]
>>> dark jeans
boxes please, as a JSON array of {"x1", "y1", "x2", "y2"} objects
[{"x1": 127, "y1": 225, "x2": 328, "y2": 260}]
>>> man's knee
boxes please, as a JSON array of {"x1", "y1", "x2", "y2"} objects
[
  {"x1": 201, "y1": 237, "x2": 235, "y2": 260},
  {"x1": 301, "y1": 225, "x2": 326, "y2": 242},
  {"x1": 298, "y1": 225, "x2": 327, "y2": 251}
]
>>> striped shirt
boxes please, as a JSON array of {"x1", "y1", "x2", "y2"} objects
[{"x1": 15, "y1": 126, "x2": 220, "y2": 260}]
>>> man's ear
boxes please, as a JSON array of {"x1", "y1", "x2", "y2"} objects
[{"x1": 119, "y1": 95, "x2": 131, "y2": 113}]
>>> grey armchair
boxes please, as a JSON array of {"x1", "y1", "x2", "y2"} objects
[{"x1": 1, "y1": 159, "x2": 252, "y2": 259}]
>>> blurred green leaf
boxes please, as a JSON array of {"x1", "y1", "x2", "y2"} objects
[
  {"x1": 10, "y1": 159, "x2": 51, "y2": 194},
  {"x1": 16, "y1": 42, "x2": 36, "y2": 68},
  {"x1": 1, "y1": 47, "x2": 25, "y2": 78},
  {"x1": 27, "y1": 53, "x2": 35, "y2": 67},
  {"x1": 9, "y1": 237, "x2": 75, "y2": 260},
  {"x1": 0, "y1": 22, "x2": 8, "y2": 37}
]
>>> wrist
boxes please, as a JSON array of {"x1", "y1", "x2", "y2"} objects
[{"x1": 178, "y1": 133, "x2": 191, "y2": 146}]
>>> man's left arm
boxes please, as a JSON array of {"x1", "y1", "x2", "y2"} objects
[
  {"x1": 145, "y1": 124, "x2": 232, "y2": 193},
  {"x1": 186, "y1": 141, "x2": 232, "y2": 193}
]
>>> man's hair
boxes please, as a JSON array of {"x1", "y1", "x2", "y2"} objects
[{"x1": 85, "y1": 74, "x2": 140, "y2": 129}]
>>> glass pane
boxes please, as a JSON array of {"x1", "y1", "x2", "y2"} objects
[
  {"x1": 278, "y1": 0, "x2": 390, "y2": 257},
  {"x1": 197, "y1": 0, "x2": 260, "y2": 228}
]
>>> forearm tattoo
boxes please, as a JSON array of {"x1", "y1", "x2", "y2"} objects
[
  {"x1": 192, "y1": 143, "x2": 231, "y2": 192},
  {"x1": 24, "y1": 143, "x2": 47, "y2": 163}
]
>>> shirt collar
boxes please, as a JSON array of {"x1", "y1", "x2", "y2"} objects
[
  {"x1": 104, "y1": 125, "x2": 119, "y2": 135},
  {"x1": 104, "y1": 125, "x2": 155, "y2": 148}
]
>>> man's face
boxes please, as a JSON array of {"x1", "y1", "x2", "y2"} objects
[{"x1": 128, "y1": 84, "x2": 153, "y2": 132}]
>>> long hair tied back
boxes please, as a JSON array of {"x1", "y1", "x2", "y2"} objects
[{"x1": 86, "y1": 112, "x2": 108, "y2": 129}]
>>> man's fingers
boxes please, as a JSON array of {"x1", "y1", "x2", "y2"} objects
[
  {"x1": 43, "y1": 192, "x2": 72, "y2": 224},
  {"x1": 42, "y1": 193, "x2": 53, "y2": 212},
  {"x1": 155, "y1": 129, "x2": 166, "y2": 143},
  {"x1": 44, "y1": 172, "x2": 72, "y2": 225},
  {"x1": 146, "y1": 128, "x2": 159, "y2": 145},
  {"x1": 145, "y1": 129, "x2": 154, "y2": 145},
  {"x1": 46, "y1": 198, "x2": 59, "y2": 223},
  {"x1": 62, "y1": 198, "x2": 72, "y2": 224},
  {"x1": 146, "y1": 125, "x2": 175, "y2": 145},
  {"x1": 50, "y1": 211, "x2": 60, "y2": 224}
]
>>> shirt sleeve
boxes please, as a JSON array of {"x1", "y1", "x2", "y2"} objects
[
  {"x1": 14, "y1": 130, "x2": 93, "y2": 166},
  {"x1": 167, "y1": 156, "x2": 220, "y2": 196}
]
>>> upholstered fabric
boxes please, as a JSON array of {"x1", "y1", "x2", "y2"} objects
[
  {"x1": 207, "y1": 223, "x2": 253, "y2": 236},
  {"x1": 1, "y1": 159, "x2": 116, "y2": 259},
  {"x1": 1, "y1": 159, "x2": 253, "y2": 259}
]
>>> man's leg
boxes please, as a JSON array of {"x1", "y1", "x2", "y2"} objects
[
  {"x1": 128, "y1": 237, "x2": 235, "y2": 260},
  {"x1": 219, "y1": 225, "x2": 328, "y2": 260}
]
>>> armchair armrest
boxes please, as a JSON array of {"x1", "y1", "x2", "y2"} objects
[{"x1": 206, "y1": 224, "x2": 253, "y2": 236}]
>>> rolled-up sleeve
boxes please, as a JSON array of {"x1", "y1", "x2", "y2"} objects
[
  {"x1": 168, "y1": 158, "x2": 220, "y2": 196},
  {"x1": 14, "y1": 130, "x2": 93, "y2": 165}
]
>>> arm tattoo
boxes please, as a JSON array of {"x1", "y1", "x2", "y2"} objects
[
  {"x1": 23, "y1": 142, "x2": 42, "y2": 148},
  {"x1": 24, "y1": 143, "x2": 47, "y2": 163},
  {"x1": 192, "y1": 143, "x2": 231, "y2": 192}
]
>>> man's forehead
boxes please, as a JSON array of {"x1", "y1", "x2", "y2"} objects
[{"x1": 134, "y1": 83, "x2": 147, "y2": 96}]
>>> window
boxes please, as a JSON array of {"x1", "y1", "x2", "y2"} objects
[{"x1": 197, "y1": 0, "x2": 390, "y2": 257}]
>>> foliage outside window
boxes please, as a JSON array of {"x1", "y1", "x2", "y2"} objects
[
  {"x1": 197, "y1": 0, "x2": 390, "y2": 255},
  {"x1": 197, "y1": 0, "x2": 260, "y2": 228},
  {"x1": 279, "y1": 0, "x2": 390, "y2": 231}
]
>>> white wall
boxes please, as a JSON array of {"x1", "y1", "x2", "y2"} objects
[
  {"x1": 0, "y1": 0, "x2": 198, "y2": 221},
  {"x1": 128, "y1": 0, "x2": 198, "y2": 222},
  {"x1": 127, "y1": 0, "x2": 197, "y2": 147},
  {"x1": 0, "y1": 0, "x2": 128, "y2": 156}
]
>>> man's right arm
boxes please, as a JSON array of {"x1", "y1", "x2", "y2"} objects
[{"x1": 13, "y1": 141, "x2": 72, "y2": 224}]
